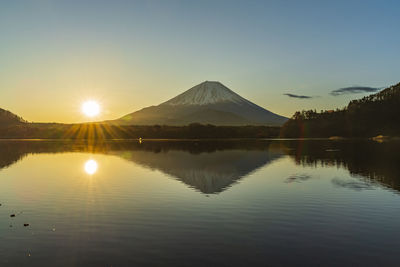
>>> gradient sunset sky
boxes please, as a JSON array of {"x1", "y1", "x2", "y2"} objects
[{"x1": 1, "y1": 0, "x2": 399, "y2": 123}]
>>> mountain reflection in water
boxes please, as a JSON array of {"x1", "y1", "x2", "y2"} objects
[
  {"x1": 0, "y1": 139, "x2": 400, "y2": 194},
  {"x1": 117, "y1": 149, "x2": 282, "y2": 193},
  {"x1": 0, "y1": 140, "x2": 283, "y2": 194}
]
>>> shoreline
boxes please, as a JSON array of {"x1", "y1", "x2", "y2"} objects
[{"x1": 0, "y1": 137, "x2": 393, "y2": 142}]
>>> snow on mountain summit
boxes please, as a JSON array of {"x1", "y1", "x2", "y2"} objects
[
  {"x1": 115, "y1": 81, "x2": 288, "y2": 126},
  {"x1": 161, "y1": 81, "x2": 248, "y2": 106}
]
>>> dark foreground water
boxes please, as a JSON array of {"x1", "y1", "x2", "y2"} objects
[{"x1": 0, "y1": 139, "x2": 399, "y2": 266}]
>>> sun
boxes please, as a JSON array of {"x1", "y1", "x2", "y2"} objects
[{"x1": 82, "y1": 100, "x2": 100, "y2": 117}]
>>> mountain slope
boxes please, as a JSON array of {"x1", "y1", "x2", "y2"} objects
[
  {"x1": 115, "y1": 81, "x2": 288, "y2": 126},
  {"x1": 0, "y1": 108, "x2": 26, "y2": 127}
]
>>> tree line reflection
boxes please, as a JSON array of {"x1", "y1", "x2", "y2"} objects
[
  {"x1": 0, "y1": 139, "x2": 399, "y2": 194},
  {"x1": 283, "y1": 140, "x2": 400, "y2": 192}
]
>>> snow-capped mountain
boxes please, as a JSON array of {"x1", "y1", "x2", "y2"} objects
[
  {"x1": 114, "y1": 81, "x2": 288, "y2": 126},
  {"x1": 161, "y1": 81, "x2": 248, "y2": 105}
]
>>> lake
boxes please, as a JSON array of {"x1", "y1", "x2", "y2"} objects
[{"x1": 0, "y1": 139, "x2": 399, "y2": 266}]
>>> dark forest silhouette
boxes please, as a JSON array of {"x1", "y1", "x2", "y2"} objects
[
  {"x1": 281, "y1": 82, "x2": 400, "y2": 138},
  {"x1": 0, "y1": 122, "x2": 280, "y2": 139},
  {"x1": 0, "y1": 106, "x2": 281, "y2": 139},
  {"x1": 0, "y1": 108, "x2": 26, "y2": 126}
]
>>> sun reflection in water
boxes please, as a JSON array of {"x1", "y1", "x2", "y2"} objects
[{"x1": 84, "y1": 159, "x2": 98, "y2": 175}]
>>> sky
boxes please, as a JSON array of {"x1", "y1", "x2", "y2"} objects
[{"x1": 1, "y1": 0, "x2": 399, "y2": 123}]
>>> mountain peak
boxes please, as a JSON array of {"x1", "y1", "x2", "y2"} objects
[
  {"x1": 116, "y1": 81, "x2": 288, "y2": 126},
  {"x1": 161, "y1": 81, "x2": 247, "y2": 106}
]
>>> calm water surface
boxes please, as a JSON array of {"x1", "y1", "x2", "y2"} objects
[{"x1": 0, "y1": 140, "x2": 399, "y2": 266}]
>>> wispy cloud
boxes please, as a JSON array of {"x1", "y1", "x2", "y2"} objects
[
  {"x1": 330, "y1": 86, "x2": 382, "y2": 96},
  {"x1": 283, "y1": 93, "x2": 313, "y2": 99},
  {"x1": 331, "y1": 177, "x2": 375, "y2": 191},
  {"x1": 285, "y1": 173, "x2": 312, "y2": 183}
]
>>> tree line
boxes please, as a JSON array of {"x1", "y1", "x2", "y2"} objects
[
  {"x1": 0, "y1": 123, "x2": 281, "y2": 139},
  {"x1": 280, "y1": 82, "x2": 400, "y2": 138}
]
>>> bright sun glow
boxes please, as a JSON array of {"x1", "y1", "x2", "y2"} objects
[
  {"x1": 82, "y1": 100, "x2": 100, "y2": 117},
  {"x1": 84, "y1": 159, "x2": 98, "y2": 175}
]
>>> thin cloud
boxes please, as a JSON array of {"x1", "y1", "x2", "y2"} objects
[
  {"x1": 331, "y1": 177, "x2": 375, "y2": 191},
  {"x1": 285, "y1": 174, "x2": 312, "y2": 183},
  {"x1": 330, "y1": 86, "x2": 382, "y2": 96},
  {"x1": 283, "y1": 93, "x2": 313, "y2": 99}
]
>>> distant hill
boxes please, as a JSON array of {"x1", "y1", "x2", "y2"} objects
[
  {"x1": 0, "y1": 108, "x2": 26, "y2": 127},
  {"x1": 281, "y1": 82, "x2": 400, "y2": 137},
  {"x1": 112, "y1": 81, "x2": 288, "y2": 126}
]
